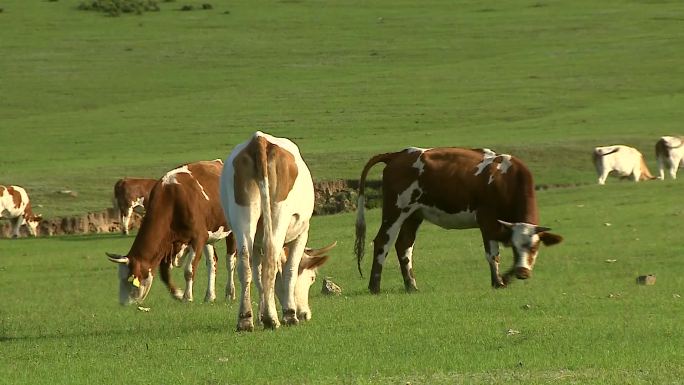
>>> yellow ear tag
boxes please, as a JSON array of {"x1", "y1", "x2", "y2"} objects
[{"x1": 128, "y1": 276, "x2": 141, "y2": 288}]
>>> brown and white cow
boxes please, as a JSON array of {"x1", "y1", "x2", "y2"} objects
[
  {"x1": 106, "y1": 160, "x2": 236, "y2": 305},
  {"x1": 0, "y1": 185, "x2": 42, "y2": 238},
  {"x1": 113, "y1": 178, "x2": 157, "y2": 235},
  {"x1": 655, "y1": 136, "x2": 684, "y2": 180},
  {"x1": 354, "y1": 147, "x2": 563, "y2": 293},
  {"x1": 220, "y1": 131, "x2": 332, "y2": 331},
  {"x1": 593, "y1": 145, "x2": 655, "y2": 184}
]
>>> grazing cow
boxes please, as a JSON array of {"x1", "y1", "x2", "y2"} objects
[
  {"x1": 655, "y1": 136, "x2": 684, "y2": 180},
  {"x1": 0, "y1": 185, "x2": 42, "y2": 238},
  {"x1": 220, "y1": 131, "x2": 332, "y2": 331},
  {"x1": 113, "y1": 178, "x2": 157, "y2": 235},
  {"x1": 354, "y1": 147, "x2": 563, "y2": 293},
  {"x1": 106, "y1": 160, "x2": 236, "y2": 305},
  {"x1": 593, "y1": 145, "x2": 655, "y2": 185}
]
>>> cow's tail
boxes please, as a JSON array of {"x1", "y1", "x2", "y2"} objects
[
  {"x1": 640, "y1": 155, "x2": 657, "y2": 181},
  {"x1": 254, "y1": 135, "x2": 275, "y2": 257},
  {"x1": 355, "y1": 152, "x2": 401, "y2": 277}
]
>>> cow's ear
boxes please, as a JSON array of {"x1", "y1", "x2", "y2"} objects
[
  {"x1": 539, "y1": 232, "x2": 563, "y2": 246},
  {"x1": 106, "y1": 252, "x2": 129, "y2": 264},
  {"x1": 300, "y1": 255, "x2": 330, "y2": 270}
]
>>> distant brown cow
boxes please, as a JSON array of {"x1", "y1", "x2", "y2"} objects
[
  {"x1": 113, "y1": 178, "x2": 157, "y2": 235},
  {"x1": 0, "y1": 185, "x2": 42, "y2": 238},
  {"x1": 107, "y1": 160, "x2": 235, "y2": 305},
  {"x1": 355, "y1": 147, "x2": 563, "y2": 293}
]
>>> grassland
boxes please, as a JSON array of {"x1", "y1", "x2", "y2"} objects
[{"x1": 1, "y1": 0, "x2": 684, "y2": 383}]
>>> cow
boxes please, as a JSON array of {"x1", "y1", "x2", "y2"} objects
[
  {"x1": 0, "y1": 185, "x2": 42, "y2": 238},
  {"x1": 354, "y1": 147, "x2": 563, "y2": 294},
  {"x1": 593, "y1": 145, "x2": 655, "y2": 185},
  {"x1": 655, "y1": 136, "x2": 684, "y2": 180},
  {"x1": 106, "y1": 160, "x2": 236, "y2": 305},
  {"x1": 113, "y1": 178, "x2": 157, "y2": 235},
  {"x1": 220, "y1": 131, "x2": 332, "y2": 331}
]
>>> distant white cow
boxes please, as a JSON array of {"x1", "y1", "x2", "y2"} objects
[
  {"x1": 0, "y1": 185, "x2": 42, "y2": 238},
  {"x1": 593, "y1": 145, "x2": 655, "y2": 185},
  {"x1": 655, "y1": 136, "x2": 684, "y2": 180}
]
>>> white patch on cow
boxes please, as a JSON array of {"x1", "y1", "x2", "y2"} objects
[
  {"x1": 396, "y1": 181, "x2": 421, "y2": 209},
  {"x1": 412, "y1": 155, "x2": 426, "y2": 176},
  {"x1": 195, "y1": 180, "x2": 210, "y2": 200},
  {"x1": 162, "y1": 165, "x2": 191, "y2": 185},
  {"x1": 509, "y1": 223, "x2": 541, "y2": 270},
  {"x1": 475, "y1": 148, "x2": 498, "y2": 176},
  {"x1": 406, "y1": 146, "x2": 428, "y2": 154},
  {"x1": 420, "y1": 205, "x2": 477, "y2": 230},
  {"x1": 377, "y1": 209, "x2": 416, "y2": 265},
  {"x1": 496, "y1": 154, "x2": 512, "y2": 174}
]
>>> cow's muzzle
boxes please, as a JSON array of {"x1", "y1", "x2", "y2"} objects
[{"x1": 515, "y1": 267, "x2": 531, "y2": 280}]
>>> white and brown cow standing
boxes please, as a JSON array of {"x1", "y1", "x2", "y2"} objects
[
  {"x1": 113, "y1": 178, "x2": 157, "y2": 235},
  {"x1": 655, "y1": 136, "x2": 684, "y2": 180},
  {"x1": 220, "y1": 131, "x2": 330, "y2": 331},
  {"x1": 0, "y1": 185, "x2": 42, "y2": 238},
  {"x1": 354, "y1": 147, "x2": 563, "y2": 293},
  {"x1": 106, "y1": 160, "x2": 236, "y2": 305},
  {"x1": 593, "y1": 145, "x2": 655, "y2": 184}
]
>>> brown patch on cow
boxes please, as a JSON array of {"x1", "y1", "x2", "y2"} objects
[
  {"x1": 8, "y1": 187, "x2": 22, "y2": 209},
  {"x1": 233, "y1": 136, "x2": 298, "y2": 206}
]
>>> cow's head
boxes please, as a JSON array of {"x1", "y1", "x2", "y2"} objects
[
  {"x1": 498, "y1": 220, "x2": 563, "y2": 280},
  {"x1": 24, "y1": 214, "x2": 42, "y2": 237},
  {"x1": 106, "y1": 253, "x2": 154, "y2": 305},
  {"x1": 277, "y1": 241, "x2": 335, "y2": 322}
]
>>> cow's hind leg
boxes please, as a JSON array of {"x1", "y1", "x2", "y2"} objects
[
  {"x1": 369, "y1": 207, "x2": 416, "y2": 294},
  {"x1": 203, "y1": 245, "x2": 217, "y2": 303},
  {"x1": 225, "y1": 234, "x2": 237, "y2": 301},
  {"x1": 279, "y1": 226, "x2": 309, "y2": 325},
  {"x1": 395, "y1": 215, "x2": 422, "y2": 292}
]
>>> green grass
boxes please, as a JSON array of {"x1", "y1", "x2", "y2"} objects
[
  {"x1": 1, "y1": 0, "x2": 684, "y2": 383},
  {"x1": 2, "y1": 183, "x2": 684, "y2": 384}
]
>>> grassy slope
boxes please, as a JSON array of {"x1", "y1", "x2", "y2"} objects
[
  {"x1": 1, "y1": 0, "x2": 684, "y2": 383},
  {"x1": 1, "y1": 0, "x2": 683, "y2": 216}
]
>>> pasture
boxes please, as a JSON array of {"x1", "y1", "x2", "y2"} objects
[{"x1": 1, "y1": 0, "x2": 683, "y2": 383}]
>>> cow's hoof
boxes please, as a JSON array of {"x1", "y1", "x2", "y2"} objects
[
  {"x1": 282, "y1": 309, "x2": 299, "y2": 326},
  {"x1": 368, "y1": 282, "x2": 381, "y2": 294},
  {"x1": 261, "y1": 315, "x2": 280, "y2": 330},
  {"x1": 492, "y1": 280, "x2": 507, "y2": 289},
  {"x1": 404, "y1": 281, "x2": 418, "y2": 293},
  {"x1": 183, "y1": 296, "x2": 194, "y2": 303},
  {"x1": 171, "y1": 289, "x2": 184, "y2": 300},
  {"x1": 204, "y1": 295, "x2": 216, "y2": 303},
  {"x1": 237, "y1": 317, "x2": 254, "y2": 332}
]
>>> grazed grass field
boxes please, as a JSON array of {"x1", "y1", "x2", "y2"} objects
[{"x1": 1, "y1": 0, "x2": 684, "y2": 383}]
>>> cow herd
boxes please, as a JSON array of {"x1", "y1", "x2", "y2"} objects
[
  {"x1": 3, "y1": 132, "x2": 682, "y2": 331},
  {"x1": 592, "y1": 135, "x2": 684, "y2": 184}
]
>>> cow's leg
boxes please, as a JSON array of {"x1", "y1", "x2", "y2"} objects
[
  {"x1": 236, "y1": 239, "x2": 255, "y2": 331},
  {"x1": 632, "y1": 167, "x2": 641, "y2": 182},
  {"x1": 203, "y1": 244, "x2": 217, "y2": 303},
  {"x1": 597, "y1": 166, "x2": 609, "y2": 185},
  {"x1": 259, "y1": 222, "x2": 289, "y2": 330},
  {"x1": 121, "y1": 206, "x2": 133, "y2": 235},
  {"x1": 11, "y1": 217, "x2": 21, "y2": 238},
  {"x1": 369, "y1": 207, "x2": 416, "y2": 294},
  {"x1": 185, "y1": 237, "x2": 209, "y2": 303},
  {"x1": 181, "y1": 246, "x2": 197, "y2": 302},
  {"x1": 657, "y1": 157, "x2": 666, "y2": 180},
  {"x1": 483, "y1": 239, "x2": 505, "y2": 288},
  {"x1": 395, "y1": 215, "x2": 422, "y2": 292},
  {"x1": 279, "y1": 226, "x2": 309, "y2": 325},
  {"x1": 225, "y1": 234, "x2": 237, "y2": 301},
  {"x1": 670, "y1": 155, "x2": 681, "y2": 179},
  {"x1": 159, "y1": 258, "x2": 183, "y2": 300}
]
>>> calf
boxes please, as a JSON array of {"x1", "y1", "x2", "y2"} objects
[
  {"x1": 354, "y1": 147, "x2": 563, "y2": 293},
  {"x1": 106, "y1": 160, "x2": 235, "y2": 305},
  {"x1": 0, "y1": 185, "x2": 42, "y2": 238},
  {"x1": 220, "y1": 131, "x2": 332, "y2": 331},
  {"x1": 593, "y1": 145, "x2": 655, "y2": 184},
  {"x1": 113, "y1": 178, "x2": 157, "y2": 235},
  {"x1": 655, "y1": 136, "x2": 684, "y2": 180}
]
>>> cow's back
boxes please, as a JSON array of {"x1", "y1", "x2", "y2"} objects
[{"x1": 0, "y1": 185, "x2": 30, "y2": 218}]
